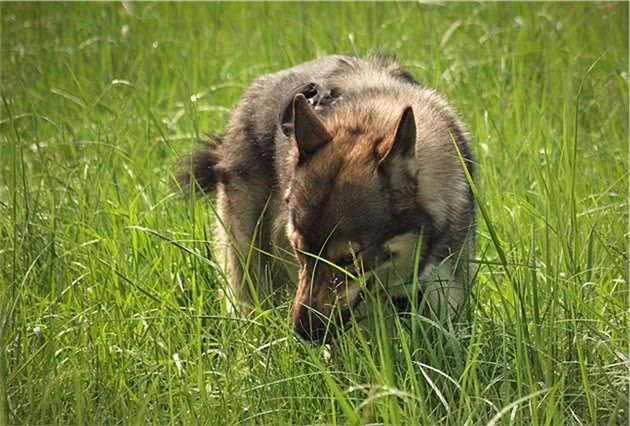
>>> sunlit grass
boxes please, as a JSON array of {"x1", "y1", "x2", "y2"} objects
[{"x1": 1, "y1": 2, "x2": 628, "y2": 424}]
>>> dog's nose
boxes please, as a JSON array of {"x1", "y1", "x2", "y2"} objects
[{"x1": 292, "y1": 307, "x2": 329, "y2": 342}]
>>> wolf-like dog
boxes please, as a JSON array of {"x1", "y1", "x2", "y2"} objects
[{"x1": 179, "y1": 55, "x2": 475, "y2": 341}]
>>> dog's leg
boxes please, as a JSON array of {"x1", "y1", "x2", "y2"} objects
[
  {"x1": 422, "y1": 240, "x2": 474, "y2": 320},
  {"x1": 421, "y1": 260, "x2": 459, "y2": 319},
  {"x1": 215, "y1": 176, "x2": 275, "y2": 315},
  {"x1": 422, "y1": 253, "x2": 471, "y2": 320}
]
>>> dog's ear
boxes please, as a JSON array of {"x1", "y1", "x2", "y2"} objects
[
  {"x1": 280, "y1": 83, "x2": 323, "y2": 136},
  {"x1": 376, "y1": 106, "x2": 416, "y2": 167},
  {"x1": 293, "y1": 93, "x2": 331, "y2": 161}
]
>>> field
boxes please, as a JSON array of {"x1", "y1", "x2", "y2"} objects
[{"x1": 1, "y1": 2, "x2": 628, "y2": 424}]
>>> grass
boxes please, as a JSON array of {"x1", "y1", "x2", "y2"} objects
[{"x1": 1, "y1": 2, "x2": 628, "y2": 424}]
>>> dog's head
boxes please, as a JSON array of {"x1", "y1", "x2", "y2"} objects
[{"x1": 284, "y1": 94, "x2": 430, "y2": 341}]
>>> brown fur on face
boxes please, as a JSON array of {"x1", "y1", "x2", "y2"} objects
[{"x1": 287, "y1": 101, "x2": 434, "y2": 339}]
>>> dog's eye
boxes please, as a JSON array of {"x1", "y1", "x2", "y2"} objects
[
  {"x1": 336, "y1": 253, "x2": 355, "y2": 268},
  {"x1": 381, "y1": 249, "x2": 394, "y2": 259}
]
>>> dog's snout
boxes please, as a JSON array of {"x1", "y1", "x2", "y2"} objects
[{"x1": 292, "y1": 305, "x2": 330, "y2": 342}]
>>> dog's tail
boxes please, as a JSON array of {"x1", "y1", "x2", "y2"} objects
[{"x1": 177, "y1": 133, "x2": 224, "y2": 194}]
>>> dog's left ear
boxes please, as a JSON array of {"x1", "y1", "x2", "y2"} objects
[
  {"x1": 377, "y1": 106, "x2": 416, "y2": 166},
  {"x1": 293, "y1": 93, "x2": 331, "y2": 162}
]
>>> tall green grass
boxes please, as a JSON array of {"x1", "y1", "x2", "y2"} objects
[{"x1": 1, "y1": 2, "x2": 628, "y2": 424}]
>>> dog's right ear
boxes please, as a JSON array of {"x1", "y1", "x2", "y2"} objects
[
  {"x1": 292, "y1": 93, "x2": 331, "y2": 162},
  {"x1": 177, "y1": 137, "x2": 225, "y2": 194}
]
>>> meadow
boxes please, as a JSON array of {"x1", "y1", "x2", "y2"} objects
[{"x1": 1, "y1": 2, "x2": 628, "y2": 424}]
